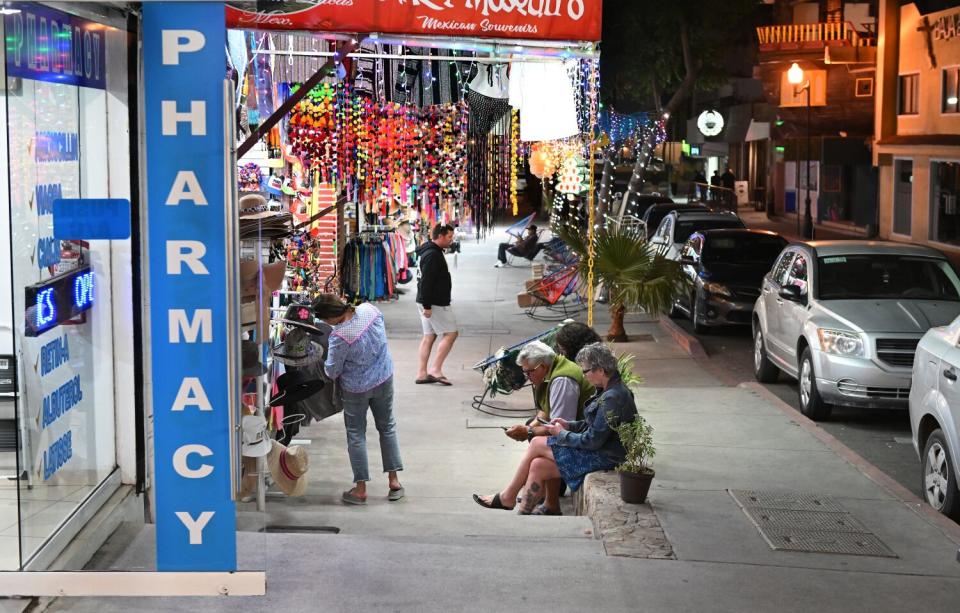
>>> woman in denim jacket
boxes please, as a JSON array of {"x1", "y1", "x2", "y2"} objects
[{"x1": 474, "y1": 343, "x2": 637, "y2": 515}]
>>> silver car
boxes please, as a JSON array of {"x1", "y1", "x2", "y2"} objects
[
  {"x1": 909, "y1": 316, "x2": 960, "y2": 520},
  {"x1": 752, "y1": 241, "x2": 960, "y2": 420}
]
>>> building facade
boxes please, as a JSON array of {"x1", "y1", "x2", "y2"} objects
[
  {"x1": 754, "y1": 0, "x2": 879, "y2": 232},
  {"x1": 875, "y1": 0, "x2": 960, "y2": 256},
  {"x1": 0, "y1": 2, "x2": 143, "y2": 572}
]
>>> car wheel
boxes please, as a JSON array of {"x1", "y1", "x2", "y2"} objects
[
  {"x1": 692, "y1": 292, "x2": 709, "y2": 335},
  {"x1": 922, "y1": 429, "x2": 960, "y2": 520},
  {"x1": 798, "y1": 347, "x2": 832, "y2": 421},
  {"x1": 753, "y1": 326, "x2": 779, "y2": 383}
]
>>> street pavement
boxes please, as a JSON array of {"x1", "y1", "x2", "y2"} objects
[
  {"x1": 671, "y1": 318, "x2": 922, "y2": 500},
  {"x1": 42, "y1": 224, "x2": 960, "y2": 613}
]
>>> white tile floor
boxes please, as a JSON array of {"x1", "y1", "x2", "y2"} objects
[{"x1": 0, "y1": 477, "x2": 95, "y2": 569}]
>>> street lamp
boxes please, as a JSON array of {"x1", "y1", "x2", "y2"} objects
[{"x1": 788, "y1": 62, "x2": 813, "y2": 240}]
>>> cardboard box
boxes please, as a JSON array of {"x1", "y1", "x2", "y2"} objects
[
  {"x1": 517, "y1": 292, "x2": 547, "y2": 308},
  {"x1": 531, "y1": 263, "x2": 544, "y2": 279},
  {"x1": 525, "y1": 279, "x2": 541, "y2": 292}
]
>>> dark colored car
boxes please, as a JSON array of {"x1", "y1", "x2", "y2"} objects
[
  {"x1": 641, "y1": 202, "x2": 708, "y2": 239},
  {"x1": 674, "y1": 229, "x2": 789, "y2": 333},
  {"x1": 622, "y1": 194, "x2": 674, "y2": 221}
]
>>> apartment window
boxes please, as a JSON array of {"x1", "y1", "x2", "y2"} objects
[
  {"x1": 893, "y1": 160, "x2": 913, "y2": 236},
  {"x1": 931, "y1": 161, "x2": 960, "y2": 245},
  {"x1": 899, "y1": 74, "x2": 919, "y2": 115},
  {"x1": 944, "y1": 67, "x2": 960, "y2": 113}
]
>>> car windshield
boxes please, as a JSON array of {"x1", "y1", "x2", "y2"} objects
[
  {"x1": 702, "y1": 235, "x2": 786, "y2": 264},
  {"x1": 817, "y1": 255, "x2": 960, "y2": 301},
  {"x1": 675, "y1": 219, "x2": 744, "y2": 244}
]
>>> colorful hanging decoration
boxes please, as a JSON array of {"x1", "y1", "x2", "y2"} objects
[
  {"x1": 239, "y1": 162, "x2": 262, "y2": 191},
  {"x1": 510, "y1": 108, "x2": 520, "y2": 216},
  {"x1": 286, "y1": 81, "x2": 470, "y2": 221},
  {"x1": 555, "y1": 155, "x2": 587, "y2": 199}
]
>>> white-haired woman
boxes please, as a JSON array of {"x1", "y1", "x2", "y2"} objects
[{"x1": 473, "y1": 343, "x2": 638, "y2": 515}]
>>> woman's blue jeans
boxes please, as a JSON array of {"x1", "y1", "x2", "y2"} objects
[{"x1": 341, "y1": 377, "x2": 403, "y2": 483}]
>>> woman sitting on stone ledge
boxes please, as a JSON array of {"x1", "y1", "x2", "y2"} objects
[{"x1": 473, "y1": 342, "x2": 637, "y2": 515}]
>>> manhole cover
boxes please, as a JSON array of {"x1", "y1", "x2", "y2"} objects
[
  {"x1": 763, "y1": 531, "x2": 897, "y2": 558},
  {"x1": 730, "y1": 490, "x2": 846, "y2": 513},
  {"x1": 746, "y1": 509, "x2": 869, "y2": 534},
  {"x1": 728, "y1": 490, "x2": 897, "y2": 558},
  {"x1": 260, "y1": 525, "x2": 340, "y2": 534}
]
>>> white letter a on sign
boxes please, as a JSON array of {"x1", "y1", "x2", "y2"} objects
[{"x1": 166, "y1": 170, "x2": 208, "y2": 205}]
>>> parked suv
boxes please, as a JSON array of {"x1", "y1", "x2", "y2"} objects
[
  {"x1": 650, "y1": 210, "x2": 745, "y2": 260},
  {"x1": 752, "y1": 241, "x2": 960, "y2": 420},
  {"x1": 909, "y1": 315, "x2": 960, "y2": 520},
  {"x1": 675, "y1": 229, "x2": 788, "y2": 333}
]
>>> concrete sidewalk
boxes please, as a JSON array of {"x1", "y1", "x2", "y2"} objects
[{"x1": 43, "y1": 227, "x2": 960, "y2": 612}]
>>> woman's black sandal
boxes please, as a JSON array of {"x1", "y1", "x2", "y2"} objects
[{"x1": 472, "y1": 493, "x2": 513, "y2": 510}]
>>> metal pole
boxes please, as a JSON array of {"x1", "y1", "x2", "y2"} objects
[
  {"x1": 795, "y1": 136, "x2": 800, "y2": 237},
  {"x1": 803, "y1": 84, "x2": 813, "y2": 239}
]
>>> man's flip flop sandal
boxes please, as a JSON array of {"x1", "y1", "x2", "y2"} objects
[
  {"x1": 472, "y1": 493, "x2": 513, "y2": 511},
  {"x1": 435, "y1": 376, "x2": 452, "y2": 386},
  {"x1": 415, "y1": 376, "x2": 439, "y2": 385}
]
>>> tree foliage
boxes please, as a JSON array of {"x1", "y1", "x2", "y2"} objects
[
  {"x1": 553, "y1": 222, "x2": 690, "y2": 317},
  {"x1": 601, "y1": 0, "x2": 759, "y2": 113}
]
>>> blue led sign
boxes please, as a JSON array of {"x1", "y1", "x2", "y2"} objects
[{"x1": 24, "y1": 266, "x2": 94, "y2": 337}]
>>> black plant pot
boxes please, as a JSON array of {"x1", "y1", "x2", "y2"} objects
[{"x1": 619, "y1": 469, "x2": 655, "y2": 504}]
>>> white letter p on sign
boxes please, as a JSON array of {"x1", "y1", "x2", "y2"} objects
[{"x1": 162, "y1": 30, "x2": 205, "y2": 65}]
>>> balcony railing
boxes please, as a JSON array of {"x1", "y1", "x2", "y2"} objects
[{"x1": 757, "y1": 21, "x2": 876, "y2": 49}]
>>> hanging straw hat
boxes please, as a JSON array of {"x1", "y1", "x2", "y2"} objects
[{"x1": 267, "y1": 440, "x2": 309, "y2": 497}]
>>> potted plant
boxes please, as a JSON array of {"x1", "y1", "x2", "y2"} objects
[
  {"x1": 613, "y1": 415, "x2": 656, "y2": 504},
  {"x1": 553, "y1": 223, "x2": 689, "y2": 342}
]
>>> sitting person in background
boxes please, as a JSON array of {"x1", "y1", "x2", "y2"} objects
[
  {"x1": 501, "y1": 340, "x2": 594, "y2": 515},
  {"x1": 495, "y1": 225, "x2": 541, "y2": 268},
  {"x1": 474, "y1": 343, "x2": 638, "y2": 515},
  {"x1": 554, "y1": 321, "x2": 602, "y2": 362}
]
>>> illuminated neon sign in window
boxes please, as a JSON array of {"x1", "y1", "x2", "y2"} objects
[{"x1": 24, "y1": 266, "x2": 94, "y2": 337}]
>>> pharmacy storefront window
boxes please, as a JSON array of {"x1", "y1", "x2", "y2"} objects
[
  {"x1": 932, "y1": 161, "x2": 960, "y2": 246},
  {"x1": 0, "y1": 3, "x2": 135, "y2": 570}
]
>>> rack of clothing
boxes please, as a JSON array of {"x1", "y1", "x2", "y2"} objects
[{"x1": 340, "y1": 228, "x2": 411, "y2": 302}]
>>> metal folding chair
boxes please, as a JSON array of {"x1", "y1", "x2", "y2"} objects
[{"x1": 525, "y1": 264, "x2": 586, "y2": 321}]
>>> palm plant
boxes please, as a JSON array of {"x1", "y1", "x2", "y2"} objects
[{"x1": 554, "y1": 222, "x2": 690, "y2": 342}]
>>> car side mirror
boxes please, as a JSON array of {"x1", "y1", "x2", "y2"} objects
[
  {"x1": 680, "y1": 256, "x2": 697, "y2": 267},
  {"x1": 779, "y1": 284, "x2": 804, "y2": 302}
]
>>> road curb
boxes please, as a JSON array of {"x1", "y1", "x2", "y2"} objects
[
  {"x1": 742, "y1": 381, "x2": 960, "y2": 545},
  {"x1": 657, "y1": 316, "x2": 708, "y2": 359}
]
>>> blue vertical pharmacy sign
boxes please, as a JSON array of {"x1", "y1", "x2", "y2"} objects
[{"x1": 143, "y1": 3, "x2": 236, "y2": 571}]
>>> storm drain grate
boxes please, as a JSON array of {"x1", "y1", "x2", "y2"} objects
[
  {"x1": 763, "y1": 531, "x2": 897, "y2": 558},
  {"x1": 259, "y1": 525, "x2": 340, "y2": 534},
  {"x1": 730, "y1": 489, "x2": 846, "y2": 513},
  {"x1": 746, "y1": 508, "x2": 869, "y2": 534},
  {"x1": 728, "y1": 490, "x2": 897, "y2": 558}
]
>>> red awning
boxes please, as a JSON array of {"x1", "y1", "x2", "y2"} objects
[{"x1": 226, "y1": 0, "x2": 603, "y2": 42}]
